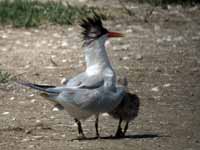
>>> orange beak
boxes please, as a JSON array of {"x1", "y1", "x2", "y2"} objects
[{"x1": 108, "y1": 32, "x2": 124, "y2": 38}]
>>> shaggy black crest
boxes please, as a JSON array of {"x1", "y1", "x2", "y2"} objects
[{"x1": 80, "y1": 15, "x2": 108, "y2": 44}]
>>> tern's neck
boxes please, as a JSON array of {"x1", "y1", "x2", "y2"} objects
[{"x1": 84, "y1": 36, "x2": 111, "y2": 69}]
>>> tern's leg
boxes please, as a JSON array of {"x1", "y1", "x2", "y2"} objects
[
  {"x1": 95, "y1": 115, "x2": 100, "y2": 138},
  {"x1": 74, "y1": 118, "x2": 85, "y2": 139},
  {"x1": 123, "y1": 121, "x2": 129, "y2": 136},
  {"x1": 115, "y1": 118, "x2": 124, "y2": 137}
]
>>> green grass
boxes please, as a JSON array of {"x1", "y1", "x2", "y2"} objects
[
  {"x1": 0, "y1": 0, "x2": 106, "y2": 28},
  {"x1": 0, "y1": 70, "x2": 11, "y2": 83}
]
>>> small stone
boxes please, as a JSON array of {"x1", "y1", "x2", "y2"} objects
[
  {"x1": 30, "y1": 99, "x2": 36, "y2": 103},
  {"x1": 156, "y1": 38, "x2": 162, "y2": 43},
  {"x1": 163, "y1": 83, "x2": 171, "y2": 87},
  {"x1": 24, "y1": 65, "x2": 30, "y2": 69},
  {"x1": 123, "y1": 66, "x2": 130, "y2": 70},
  {"x1": 36, "y1": 120, "x2": 41, "y2": 123},
  {"x1": 16, "y1": 40, "x2": 21, "y2": 45},
  {"x1": 29, "y1": 94, "x2": 34, "y2": 97},
  {"x1": 67, "y1": 27, "x2": 73, "y2": 31},
  {"x1": 41, "y1": 40, "x2": 47, "y2": 44},
  {"x1": 24, "y1": 31, "x2": 31, "y2": 36},
  {"x1": 10, "y1": 97, "x2": 15, "y2": 101},
  {"x1": 61, "y1": 41, "x2": 68, "y2": 47},
  {"x1": 136, "y1": 54, "x2": 143, "y2": 60},
  {"x1": 155, "y1": 67, "x2": 162, "y2": 72},
  {"x1": 24, "y1": 43, "x2": 29, "y2": 47},
  {"x1": 166, "y1": 36, "x2": 172, "y2": 42},
  {"x1": 122, "y1": 56, "x2": 130, "y2": 60},
  {"x1": 61, "y1": 134, "x2": 66, "y2": 138},
  {"x1": 126, "y1": 29, "x2": 132, "y2": 33},
  {"x1": 151, "y1": 87, "x2": 159, "y2": 92},
  {"x1": 102, "y1": 113, "x2": 109, "y2": 117},
  {"x1": 50, "y1": 116, "x2": 55, "y2": 119},
  {"x1": 21, "y1": 138, "x2": 30, "y2": 142},
  {"x1": 2, "y1": 112, "x2": 10, "y2": 115},
  {"x1": 2, "y1": 34, "x2": 8, "y2": 39},
  {"x1": 53, "y1": 33, "x2": 61, "y2": 38},
  {"x1": 61, "y1": 78, "x2": 67, "y2": 84},
  {"x1": 32, "y1": 136, "x2": 43, "y2": 140},
  {"x1": 1, "y1": 47, "x2": 8, "y2": 51},
  {"x1": 62, "y1": 59, "x2": 67, "y2": 63}
]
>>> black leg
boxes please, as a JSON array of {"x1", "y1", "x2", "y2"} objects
[
  {"x1": 115, "y1": 118, "x2": 124, "y2": 137},
  {"x1": 123, "y1": 121, "x2": 129, "y2": 135},
  {"x1": 95, "y1": 115, "x2": 100, "y2": 138},
  {"x1": 74, "y1": 118, "x2": 85, "y2": 138}
]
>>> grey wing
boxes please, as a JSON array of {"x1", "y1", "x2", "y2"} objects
[
  {"x1": 65, "y1": 72, "x2": 104, "y2": 89},
  {"x1": 59, "y1": 88, "x2": 101, "y2": 110}
]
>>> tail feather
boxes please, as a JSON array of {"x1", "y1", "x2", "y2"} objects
[{"x1": 16, "y1": 80, "x2": 57, "y2": 93}]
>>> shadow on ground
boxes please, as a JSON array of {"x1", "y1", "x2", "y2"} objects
[{"x1": 71, "y1": 133, "x2": 167, "y2": 141}]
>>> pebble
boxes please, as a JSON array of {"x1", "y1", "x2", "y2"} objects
[
  {"x1": 32, "y1": 136, "x2": 43, "y2": 140},
  {"x1": 163, "y1": 83, "x2": 171, "y2": 87},
  {"x1": 102, "y1": 113, "x2": 109, "y2": 117},
  {"x1": 61, "y1": 134, "x2": 66, "y2": 138},
  {"x1": 122, "y1": 56, "x2": 130, "y2": 60},
  {"x1": 1, "y1": 47, "x2": 8, "y2": 51},
  {"x1": 16, "y1": 40, "x2": 22, "y2": 45},
  {"x1": 24, "y1": 31, "x2": 31, "y2": 36},
  {"x1": 29, "y1": 94, "x2": 34, "y2": 97},
  {"x1": 126, "y1": 29, "x2": 132, "y2": 33},
  {"x1": 10, "y1": 97, "x2": 15, "y2": 101},
  {"x1": 21, "y1": 138, "x2": 30, "y2": 142},
  {"x1": 36, "y1": 120, "x2": 41, "y2": 123},
  {"x1": 61, "y1": 41, "x2": 68, "y2": 47},
  {"x1": 62, "y1": 59, "x2": 67, "y2": 63},
  {"x1": 24, "y1": 43, "x2": 29, "y2": 47},
  {"x1": 68, "y1": 27, "x2": 73, "y2": 31},
  {"x1": 151, "y1": 87, "x2": 159, "y2": 92},
  {"x1": 2, "y1": 34, "x2": 8, "y2": 39},
  {"x1": 30, "y1": 99, "x2": 36, "y2": 103},
  {"x1": 155, "y1": 67, "x2": 162, "y2": 72},
  {"x1": 61, "y1": 78, "x2": 67, "y2": 84},
  {"x1": 2, "y1": 112, "x2": 10, "y2": 115},
  {"x1": 41, "y1": 40, "x2": 47, "y2": 45},
  {"x1": 136, "y1": 54, "x2": 143, "y2": 60},
  {"x1": 123, "y1": 66, "x2": 130, "y2": 70},
  {"x1": 50, "y1": 116, "x2": 55, "y2": 119},
  {"x1": 53, "y1": 33, "x2": 61, "y2": 38}
]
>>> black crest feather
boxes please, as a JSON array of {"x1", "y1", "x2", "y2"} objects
[{"x1": 80, "y1": 15, "x2": 108, "y2": 44}]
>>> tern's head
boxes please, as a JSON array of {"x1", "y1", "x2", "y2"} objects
[{"x1": 80, "y1": 15, "x2": 123, "y2": 46}]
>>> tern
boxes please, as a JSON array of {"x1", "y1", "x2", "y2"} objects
[{"x1": 17, "y1": 15, "x2": 125, "y2": 139}]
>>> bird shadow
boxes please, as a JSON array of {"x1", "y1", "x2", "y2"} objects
[{"x1": 71, "y1": 133, "x2": 168, "y2": 141}]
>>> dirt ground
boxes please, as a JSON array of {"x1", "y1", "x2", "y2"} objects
[{"x1": 0, "y1": 1, "x2": 200, "y2": 150}]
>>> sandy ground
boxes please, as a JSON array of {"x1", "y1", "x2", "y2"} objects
[{"x1": 0, "y1": 1, "x2": 200, "y2": 150}]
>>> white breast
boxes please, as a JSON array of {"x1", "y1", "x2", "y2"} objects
[{"x1": 86, "y1": 64, "x2": 101, "y2": 76}]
